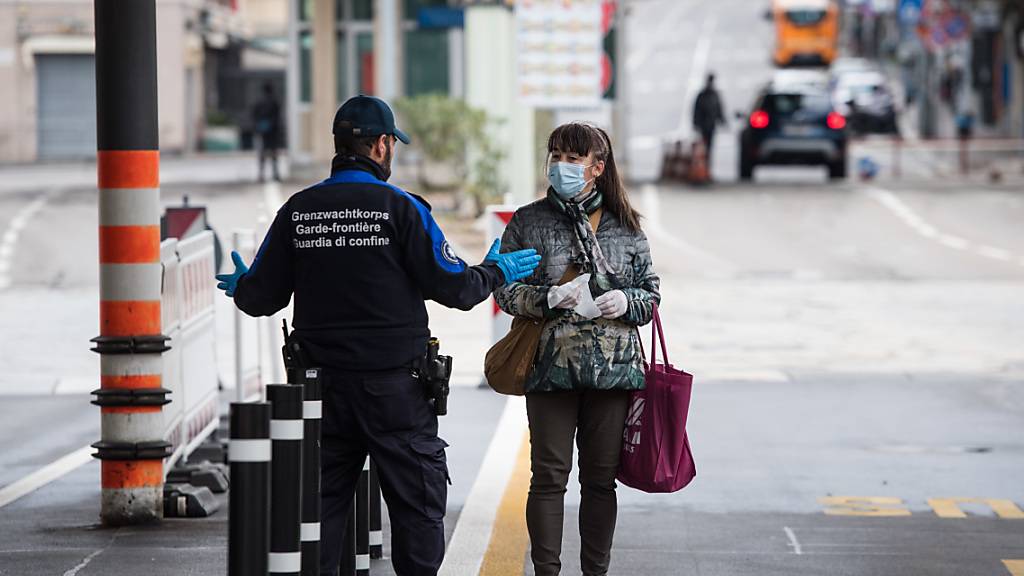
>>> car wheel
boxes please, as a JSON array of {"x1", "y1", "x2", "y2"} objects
[
  {"x1": 828, "y1": 157, "x2": 847, "y2": 180},
  {"x1": 740, "y1": 150, "x2": 754, "y2": 181}
]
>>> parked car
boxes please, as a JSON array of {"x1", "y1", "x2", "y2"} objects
[
  {"x1": 828, "y1": 57, "x2": 878, "y2": 79},
  {"x1": 831, "y1": 69, "x2": 899, "y2": 134},
  {"x1": 738, "y1": 83, "x2": 848, "y2": 180}
]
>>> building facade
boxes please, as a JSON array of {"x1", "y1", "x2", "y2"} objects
[
  {"x1": 287, "y1": 0, "x2": 463, "y2": 161},
  {"x1": 0, "y1": 0, "x2": 244, "y2": 163}
]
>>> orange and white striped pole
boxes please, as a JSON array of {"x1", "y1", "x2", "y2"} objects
[{"x1": 89, "y1": 0, "x2": 171, "y2": 525}]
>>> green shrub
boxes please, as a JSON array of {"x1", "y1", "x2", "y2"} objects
[{"x1": 394, "y1": 94, "x2": 504, "y2": 213}]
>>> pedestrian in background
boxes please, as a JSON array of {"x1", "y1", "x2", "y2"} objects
[
  {"x1": 216, "y1": 95, "x2": 541, "y2": 575},
  {"x1": 495, "y1": 122, "x2": 661, "y2": 576},
  {"x1": 252, "y1": 82, "x2": 282, "y2": 182},
  {"x1": 693, "y1": 73, "x2": 727, "y2": 178}
]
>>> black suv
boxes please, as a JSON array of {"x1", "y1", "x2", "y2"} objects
[{"x1": 738, "y1": 83, "x2": 848, "y2": 180}]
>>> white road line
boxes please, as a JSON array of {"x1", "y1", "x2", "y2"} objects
[
  {"x1": 864, "y1": 187, "x2": 1023, "y2": 267},
  {"x1": 439, "y1": 396, "x2": 527, "y2": 576},
  {"x1": 677, "y1": 15, "x2": 718, "y2": 139},
  {"x1": 625, "y1": 1, "x2": 690, "y2": 73},
  {"x1": 978, "y1": 245, "x2": 1013, "y2": 262},
  {"x1": 937, "y1": 234, "x2": 969, "y2": 251},
  {"x1": 0, "y1": 445, "x2": 93, "y2": 509},
  {"x1": 0, "y1": 194, "x2": 49, "y2": 290},
  {"x1": 62, "y1": 548, "x2": 105, "y2": 576},
  {"x1": 640, "y1": 184, "x2": 738, "y2": 276},
  {"x1": 783, "y1": 526, "x2": 803, "y2": 555}
]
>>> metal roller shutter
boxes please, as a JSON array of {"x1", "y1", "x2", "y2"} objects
[{"x1": 36, "y1": 54, "x2": 97, "y2": 161}]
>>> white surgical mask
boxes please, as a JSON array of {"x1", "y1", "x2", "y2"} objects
[{"x1": 548, "y1": 162, "x2": 593, "y2": 200}]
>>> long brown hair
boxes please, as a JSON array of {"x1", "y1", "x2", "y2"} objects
[{"x1": 546, "y1": 122, "x2": 642, "y2": 232}]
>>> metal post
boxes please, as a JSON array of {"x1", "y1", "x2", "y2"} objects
[
  {"x1": 233, "y1": 232, "x2": 246, "y2": 404},
  {"x1": 368, "y1": 459, "x2": 382, "y2": 559},
  {"x1": 268, "y1": 384, "x2": 304, "y2": 576},
  {"x1": 356, "y1": 458, "x2": 370, "y2": 575},
  {"x1": 91, "y1": 0, "x2": 170, "y2": 526},
  {"x1": 893, "y1": 136, "x2": 902, "y2": 180},
  {"x1": 300, "y1": 369, "x2": 323, "y2": 576},
  {"x1": 229, "y1": 402, "x2": 272, "y2": 576}
]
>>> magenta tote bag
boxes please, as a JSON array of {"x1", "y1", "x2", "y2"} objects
[{"x1": 617, "y1": 305, "x2": 696, "y2": 493}]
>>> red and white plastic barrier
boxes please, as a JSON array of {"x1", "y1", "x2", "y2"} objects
[
  {"x1": 232, "y1": 230, "x2": 263, "y2": 403},
  {"x1": 161, "y1": 230, "x2": 220, "y2": 472}
]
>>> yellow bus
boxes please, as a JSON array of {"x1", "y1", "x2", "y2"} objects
[{"x1": 772, "y1": 0, "x2": 839, "y2": 66}]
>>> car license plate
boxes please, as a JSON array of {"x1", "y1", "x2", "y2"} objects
[{"x1": 783, "y1": 125, "x2": 816, "y2": 136}]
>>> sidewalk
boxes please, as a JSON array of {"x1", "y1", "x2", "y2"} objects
[
  {"x1": 0, "y1": 152, "x2": 429, "y2": 196},
  {"x1": 0, "y1": 386, "x2": 507, "y2": 576}
]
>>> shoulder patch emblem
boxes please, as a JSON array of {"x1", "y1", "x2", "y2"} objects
[{"x1": 441, "y1": 241, "x2": 460, "y2": 265}]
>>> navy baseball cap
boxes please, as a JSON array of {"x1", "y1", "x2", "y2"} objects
[{"x1": 332, "y1": 95, "x2": 411, "y2": 145}]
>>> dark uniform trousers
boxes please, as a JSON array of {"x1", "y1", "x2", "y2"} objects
[{"x1": 320, "y1": 367, "x2": 449, "y2": 576}]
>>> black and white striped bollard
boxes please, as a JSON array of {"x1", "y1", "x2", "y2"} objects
[
  {"x1": 228, "y1": 402, "x2": 271, "y2": 576},
  {"x1": 368, "y1": 459, "x2": 382, "y2": 559},
  {"x1": 356, "y1": 457, "x2": 370, "y2": 575},
  {"x1": 268, "y1": 384, "x2": 304, "y2": 575},
  {"x1": 300, "y1": 369, "x2": 322, "y2": 576}
]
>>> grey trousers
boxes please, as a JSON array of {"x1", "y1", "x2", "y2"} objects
[{"x1": 526, "y1": 390, "x2": 631, "y2": 576}]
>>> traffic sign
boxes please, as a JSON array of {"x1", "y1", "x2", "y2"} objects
[{"x1": 898, "y1": 0, "x2": 922, "y2": 25}]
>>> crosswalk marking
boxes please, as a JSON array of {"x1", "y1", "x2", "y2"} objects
[
  {"x1": 928, "y1": 498, "x2": 1024, "y2": 519},
  {"x1": 1004, "y1": 560, "x2": 1024, "y2": 576},
  {"x1": 819, "y1": 497, "x2": 912, "y2": 517}
]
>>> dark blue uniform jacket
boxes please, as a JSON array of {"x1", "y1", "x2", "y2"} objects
[{"x1": 234, "y1": 156, "x2": 504, "y2": 370}]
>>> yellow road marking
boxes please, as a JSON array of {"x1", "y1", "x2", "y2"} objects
[
  {"x1": 928, "y1": 498, "x2": 1024, "y2": 519},
  {"x1": 819, "y1": 496, "x2": 912, "y2": 517},
  {"x1": 1003, "y1": 560, "x2": 1024, "y2": 576},
  {"x1": 479, "y1": 431, "x2": 531, "y2": 576}
]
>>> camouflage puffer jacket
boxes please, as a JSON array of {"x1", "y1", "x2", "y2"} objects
[{"x1": 494, "y1": 194, "x2": 661, "y2": 393}]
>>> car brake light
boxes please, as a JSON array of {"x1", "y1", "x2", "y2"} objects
[
  {"x1": 750, "y1": 110, "x2": 770, "y2": 129},
  {"x1": 827, "y1": 112, "x2": 846, "y2": 130}
]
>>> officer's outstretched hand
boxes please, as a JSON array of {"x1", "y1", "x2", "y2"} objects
[
  {"x1": 485, "y1": 239, "x2": 542, "y2": 284},
  {"x1": 214, "y1": 251, "x2": 249, "y2": 297}
]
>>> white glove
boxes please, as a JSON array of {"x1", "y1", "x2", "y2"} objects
[
  {"x1": 547, "y1": 282, "x2": 583, "y2": 310},
  {"x1": 594, "y1": 290, "x2": 628, "y2": 319}
]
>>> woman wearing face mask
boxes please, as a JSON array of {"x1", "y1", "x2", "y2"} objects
[{"x1": 494, "y1": 123, "x2": 661, "y2": 576}]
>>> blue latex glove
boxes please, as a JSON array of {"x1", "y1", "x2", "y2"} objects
[
  {"x1": 485, "y1": 239, "x2": 542, "y2": 284},
  {"x1": 215, "y1": 251, "x2": 249, "y2": 297}
]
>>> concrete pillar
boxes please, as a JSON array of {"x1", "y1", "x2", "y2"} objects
[
  {"x1": 448, "y1": 27, "x2": 464, "y2": 99},
  {"x1": 613, "y1": 1, "x2": 630, "y2": 178},
  {"x1": 93, "y1": 0, "x2": 171, "y2": 526},
  {"x1": 466, "y1": 6, "x2": 536, "y2": 205},
  {"x1": 374, "y1": 0, "x2": 403, "y2": 101},
  {"x1": 311, "y1": 0, "x2": 337, "y2": 161}
]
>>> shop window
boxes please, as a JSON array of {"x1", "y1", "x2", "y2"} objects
[
  {"x1": 404, "y1": 0, "x2": 448, "y2": 18},
  {"x1": 337, "y1": 31, "x2": 349, "y2": 101},
  {"x1": 300, "y1": 30, "x2": 312, "y2": 102},
  {"x1": 404, "y1": 28, "x2": 448, "y2": 96},
  {"x1": 353, "y1": 0, "x2": 373, "y2": 20},
  {"x1": 356, "y1": 32, "x2": 375, "y2": 95},
  {"x1": 299, "y1": 0, "x2": 314, "y2": 22}
]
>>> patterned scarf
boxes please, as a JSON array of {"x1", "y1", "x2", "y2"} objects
[{"x1": 547, "y1": 187, "x2": 618, "y2": 281}]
